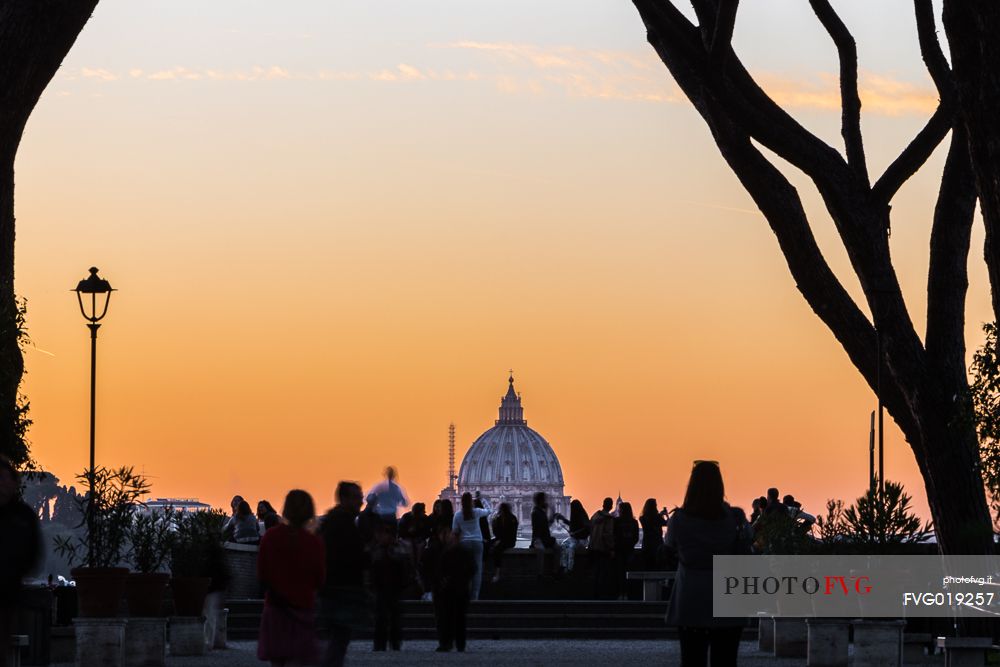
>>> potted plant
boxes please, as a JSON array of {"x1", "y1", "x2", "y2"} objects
[
  {"x1": 125, "y1": 508, "x2": 175, "y2": 616},
  {"x1": 53, "y1": 466, "x2": 149, "y2": 617},
  {"x1": 169, "y1": 509, "x2": 225, "y2": 616}
]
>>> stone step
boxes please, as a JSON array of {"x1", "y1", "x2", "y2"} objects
[
  {"x1": 228, "y1": 626, "x2": 678, "y2": 641},
  {"x1": 226, "y1": 599, "x2": 669, "y2": 614},
  {"x1": 228, "y1": 613, "x2": 669, "y2": 632},
  {"x1": 224, "y1": 598, "x2": 683, "y2": 640}
]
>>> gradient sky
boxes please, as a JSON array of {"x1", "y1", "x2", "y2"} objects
[{"x1": 14, "y1": 0, "x2": 983, "y2": 522}]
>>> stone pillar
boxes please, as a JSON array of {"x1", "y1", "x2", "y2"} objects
[
  {"x1": 806, "y1": 619, "x2": 849, "y2": 667},
  {"x1": 168, "y1": 617, "x2": 206, "y2": 657},
  {"x1": 73, "y1": 618, "x2": 126, "y2": 667},
  {"x1": 123, "y1": 618, "x2": 166, "y2": 667},
  {"x1": 773, "y1": 618, "x2": 808, "y2": 657},
  {"x1": 852, "y1": 619, "x2": 905, "y2": 667},
  {"x1": 756, "y1": 613, "x2": 774, "y2": 652}
]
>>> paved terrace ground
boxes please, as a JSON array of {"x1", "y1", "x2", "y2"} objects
[{"x1": 52, "y1": 641, "x2": 811, "y2": 666}]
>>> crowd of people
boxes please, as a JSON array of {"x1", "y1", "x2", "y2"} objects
[
  {"x1": 239, "y1": 465, "x2": 716, "y2": 665},
  {"x1": 749, "y1": 487, "x2": 816, "y2": 528},
  {"x1": 1, "y1": 452, "x2": 817, "y2": 667},
  {"x1": 246, "y1": 467, "x2": 487, "y2": 666}
]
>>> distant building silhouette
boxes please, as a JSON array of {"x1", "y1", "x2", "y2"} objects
[
  {"x1": 441, "y1": 375, "x2": 569, "y2": 524},
  {"x1": 143, "y1": 497, "x2": 212, "y2": 514}
]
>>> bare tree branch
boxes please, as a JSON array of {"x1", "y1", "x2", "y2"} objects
[
  {"x1": 637, "y1": 0, "x2": 923, "y2": 354},
  {"x1": 704, "y1": 101, "x2": 920, "y2": 439},
  {"x1": 709, "y1": 0, "x2": 739, "y2": 71},
  {"x1": 635, "y1": 0, "x2": 920, "y2": 436},
  {"x1": 809, "y1": 0, "x2": 867, "y2": 183},
  {"x1": 871, "y1": 104, "x2": 952, "y2": 204},
  {"x1": 868, "y1": 2, "x2": 953, "y2": 208},
  {"x1": 926, "y1": 125, "x2": 975, "y2": 385},
  {"x1": 632, "y1": 0, "x2": 996, "y2": 556},
  {"x1": 633, "y1": 0, "x2": 849, "y2": 191},
  {"x1": 914, "y1": 0, "x2": 952, "y2": 98}
]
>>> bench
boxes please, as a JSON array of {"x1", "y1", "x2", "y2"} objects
[
  {"x1": 7, "y1": 635, "x2": 28, "y2": 667},
  {"x1": 936, "y1": 636, "x2": 997, "y2": 667},
  {"x1": 625, "y1": 571, "x2": 675, "y2": 601}
]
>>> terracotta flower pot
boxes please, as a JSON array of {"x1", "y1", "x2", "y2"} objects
[
  {"x1": 126, "y1": 572, "x2": 170, "y2": 617},
  {"x1": 71, "y1": 567, "x2": 129, "y2": 617},
  {"x1": 169, "y1": 577, "x2": 212, "y2": 617}
]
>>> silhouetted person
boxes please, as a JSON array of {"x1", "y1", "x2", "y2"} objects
[
  {"x1": 558, "y1": 499, "x2": 590, "y2": 572},
  {"x1": 257, "y1": 490, "x2": 325, "y2": 666},
  {"x1": 589, "y1": 497, "x2": 616, "y2": 599},
  {"x1": 763, "y1": 487, "x2": 784, "y2": 516},
  {"x1": 221, "y1": 494, "x2": 244, "y2": 541},
  {"x1": 783, "y1": 494, "x2": 816, "y2": 527},
  {"x1": 421, "y1": 517, "x2": 446, "y2": 600},
  {"x1": 366, "y1": 466, "x2": 409, "y2": 529},
  {"x1": 433, "y1": 525, "x2": 476, "y2": 653},
  {"x1": 530, "y1": 491, "x2": 562, "y2": 576},
  {"x1": 0, "y1": 458, "x2": 40, "y2": 667},
  {"x1": 614, "y1": 501, "x2": 639, "y2": 599},
  {"x1": 370, "y1": 522, "x2": 412, "y2": 651},
  {"x1": 452, "y1": 492, "x2": 490, "y2": 600},
  {"x1": 490, "y1": 503, "x2": 518, "y2": 583},
  {"x1": 357, "y1": 499, "x2": 379, "y2": 549},
  {"x1": 257, "y1": 499, "x2": 281, "y2": 532},
  {"x1": 438, "y1": 498, "x2": 454, "y2": 532},
  {"x1": 398, "y1": 502, "x2": 430, "y2": 565},
  {"x1": 666, "y1": 461, "x2": 750, "y2": 667},
  {"x1": 231, "y1": 500, "x2": 261, "y2": 544},
  {"x1": 319, "y1": 482, "x2": 368, "y2": 667},
  {"x1": 749, "y1": 496, "x2": 767, "y2": 525},
  {"x1": 474, "y1": 494, "x2": 492, "y2": 570},
  {"x1": 203, "y1": 522, "x2": 232, "y2": 650},
  {"x1": 423, "y1": 499, "x2": 454, "y2": 599},
  {"x1": 640, "y1": 498, "x2": 669, "y2": 570}
]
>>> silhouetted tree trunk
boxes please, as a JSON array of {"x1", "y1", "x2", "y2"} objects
[
  {"x1": 630, "y1": 0, "x2": 995, "y2": 555},
  {"x1": 943, "y1": 2, "x2": 1000, "y2": 325},
  {"x1": 0, "y1": 1, "x2": 99, "y2": 465}
]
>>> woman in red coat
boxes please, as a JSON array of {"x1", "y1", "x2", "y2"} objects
[{"x1": 257, "y1": 489, "x2": 326, "y2": 666}]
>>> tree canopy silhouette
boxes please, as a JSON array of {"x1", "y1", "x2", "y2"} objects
[
  {"x1": 0, "y1": 1, "x2": 100, "y2": 465},
  {"x1": 629, "y1": 0, "x2": 996, "y2": 554}
]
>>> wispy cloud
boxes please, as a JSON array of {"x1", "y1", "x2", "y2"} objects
[
  {"x1": 439, "y1": 41, "x2": 676, "y2": 103},
  {"x1": 63, "y1": 63, "x2": 477, "y2": 84},
  {"x1": 80, "y1": 67, "x2": 118, "y2": 82},
  {"x1": 760, "y1": 71, "x2": 937, "y2": 116},
  {"x1": 60, "y1": 46, "x2": 937, "y2": 117},
  {"x1": 442, "y1": 41, "x2": 938, "y2": 115}
]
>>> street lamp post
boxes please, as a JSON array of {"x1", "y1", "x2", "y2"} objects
[{"x1": 73, "y1": 267, "x2": 114, "y2": 565}]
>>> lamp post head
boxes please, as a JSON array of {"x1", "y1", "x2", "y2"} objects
[{"x1": 73, "y1": 267, "x2": 115, "y2": 323}]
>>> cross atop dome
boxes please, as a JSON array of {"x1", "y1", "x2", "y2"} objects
[{"x1": 497, "y1": 373, "x2": 526, "y2": 425}]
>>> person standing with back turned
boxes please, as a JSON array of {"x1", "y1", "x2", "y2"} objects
[
  {"x1": 451, "y1": 492, "x2": 490, "y2": 600},
  {"x1": 319, "y1": 481, "x2": 368, "y2": 667},
  {"x1": 665, "y1": 461, "x2": 750, "y2": 667},
  {"x1": 366, "y1": 466, "x2": 409, "y2": 532},
  {"x1": 589, "y1": 497, "x2": 616, "y2": 599},
  {"x1": 256, "y1": 490, "x2": 325, "y2": 667}
]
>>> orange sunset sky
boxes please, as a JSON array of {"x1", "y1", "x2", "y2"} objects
[{"x1": 13, "y1": 0, "x2": 986, "y2": 521}]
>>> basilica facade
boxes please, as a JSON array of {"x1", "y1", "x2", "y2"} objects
[{"x1": 440, "y1": 375, "x2": 570, "y2": 524}]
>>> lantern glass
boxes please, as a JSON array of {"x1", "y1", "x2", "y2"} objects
[{"x1": 73, "y1": 267, "x2": 114, "y2": 323}]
